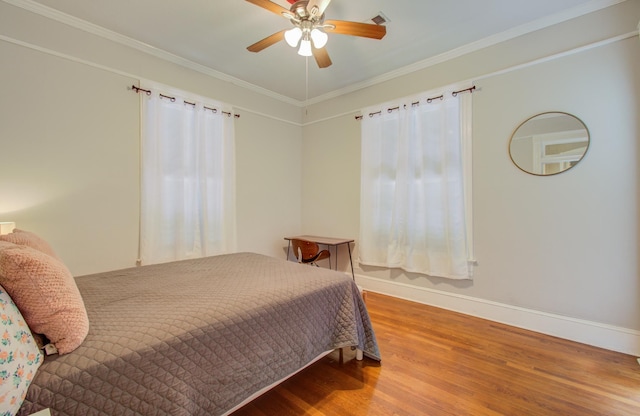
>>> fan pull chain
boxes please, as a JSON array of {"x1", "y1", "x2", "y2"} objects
[{"x1": 305, "y1": 56, "x2": 309, "y2": 115}]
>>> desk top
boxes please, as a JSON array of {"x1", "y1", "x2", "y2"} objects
[{"x1": 284, "y1": 235, "x2": 354, "y2": 245}]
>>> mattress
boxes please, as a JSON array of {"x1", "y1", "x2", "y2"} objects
[{"x1": 19, "y1": 252, "x2": 380, "y2": 415}]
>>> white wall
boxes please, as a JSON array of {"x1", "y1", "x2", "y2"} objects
[
  {"x1": 302, "y1": 1, "x2": 640, "y2": 353},
  {"x1": 0, "y1": 40, "x2": 140, "y2": 275},
  {"x1": 0, "y1": 1, "x2": 302, "y2": 275},
  {"x1": 235, "y1": 112, "x2": 302, "y2": 257}
]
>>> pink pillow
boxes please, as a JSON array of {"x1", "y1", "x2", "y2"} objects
[
  {"x1": 0, "y1": 229, "x2": 58, "y2": 259},
  {"x1": 0, "y1": 243, "x2": 89, "y2": 354}
]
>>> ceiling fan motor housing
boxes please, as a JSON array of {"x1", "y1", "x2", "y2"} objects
[{"x1": 287, "y1": 1, "x2": 325, "y2": 25}]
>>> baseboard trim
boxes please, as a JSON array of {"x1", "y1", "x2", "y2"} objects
[{"x1": 355, "y1": 273, "x2": 640, "y2": 357}]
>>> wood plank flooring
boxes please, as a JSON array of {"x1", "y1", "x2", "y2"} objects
[{"x1": 232, "y1": 292, "x2": 640, "y2": 415}]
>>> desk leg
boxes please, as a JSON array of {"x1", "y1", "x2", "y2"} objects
[
  {"x1": 347, "y1": 243, "x2": 355, "y2": 280},
  {"x1": 286, "y1": 240, "x2": 291, "y2": 261},
  {"x1": 334, "y1": 245, "x2": 337, "y2": 271}
]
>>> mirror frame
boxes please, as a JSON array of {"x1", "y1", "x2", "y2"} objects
[{"x1": 508, "y1": 111, "x2": 590, "y2": 176}]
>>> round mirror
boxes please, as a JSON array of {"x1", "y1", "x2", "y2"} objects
[{"x1": 509, "y1": 112, "x2": 589, "y2": 176}]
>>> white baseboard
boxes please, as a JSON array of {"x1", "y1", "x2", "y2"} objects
[{"x1": 355, "y1": 273, "x2": 640, "y2": 357}]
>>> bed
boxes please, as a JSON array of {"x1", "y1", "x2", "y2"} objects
[{"x1": 13, "y1": 251, "x2": 379, "y2": 415}]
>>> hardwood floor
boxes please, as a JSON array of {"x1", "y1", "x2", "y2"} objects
[{"x1": 232, "y1": 292, "x2": 640, "y2": 415}]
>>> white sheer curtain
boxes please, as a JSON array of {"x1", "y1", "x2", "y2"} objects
[
  {"x1": 139, "y1": 81, "x2": 236, "y2": 265},
  {"x1": 359, "y1": 86, "x2": 473, "y2": 279}
]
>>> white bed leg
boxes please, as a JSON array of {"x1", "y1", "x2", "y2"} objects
[{"x1": 356, "y1": 349, "x2": 363, "y2": 361}]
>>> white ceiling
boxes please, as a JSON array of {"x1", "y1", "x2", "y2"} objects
[{"x1": 23, "y1": 0, "x2": 613, "y2": 103}]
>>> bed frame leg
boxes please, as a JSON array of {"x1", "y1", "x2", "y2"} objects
[{"x1": 341, "y1": 347, "x2": 364, "y2": 361}]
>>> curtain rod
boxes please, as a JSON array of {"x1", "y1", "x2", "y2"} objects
[
  {"x1": 354, "y1": 86, "x2": 475, "y2": 120},
  {"x1": 131, "y1": 85, "x2": 240, "y2": 118}
]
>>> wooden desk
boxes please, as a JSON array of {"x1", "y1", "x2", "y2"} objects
[{"x1": 284, "y1": 235, "x2": 355, "y2": 280}]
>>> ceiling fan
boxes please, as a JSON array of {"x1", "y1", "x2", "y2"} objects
[{"x1": 245, "y1": 0, "x2": 387, "y2": 68}]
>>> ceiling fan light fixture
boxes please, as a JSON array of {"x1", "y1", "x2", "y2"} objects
[
  {"x1": 298, "y1": 38, "x2": 312, "y2": 56},
  {"x1": 310, "y1": 28, "x2": 328, "y2": 48},
  {"x1": 246, "y1": 0, "x2": 386, "y2": 68},
  {"x1": 284, "y1": 27, "x2": 303, "y2": 47}
]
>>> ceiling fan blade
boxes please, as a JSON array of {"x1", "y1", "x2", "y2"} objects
[
  {"x1": 312, "y1": 47, "x2": 332, "y2": 68},
  {"x1": 247, "y1": 30, "x2": 286, "y2": 52},
  {"x1": 245, "y1": 0, "x2": 291, "y2": 18},
  {"x1": 324, "y1": 20, "x2": 387, "y2": 39},
  {"x1": 306, "y1": 0, "x2": 332, "y2": 17}
]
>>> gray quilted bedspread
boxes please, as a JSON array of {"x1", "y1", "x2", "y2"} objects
[{"x1": 19, "y1": 252, "x2": 380, "y2": 416}]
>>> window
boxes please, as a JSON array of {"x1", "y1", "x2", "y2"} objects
[
  {"x1": 359, "y1": 87, "x2": 473, "y2": 279},
  {"x1": 139, "y1": 82, "x2": 236, "y2": 265}
]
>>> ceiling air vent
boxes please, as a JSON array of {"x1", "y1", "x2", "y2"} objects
[{"x1": 370, "y1": 12, "x2": 389, "y2": 25}]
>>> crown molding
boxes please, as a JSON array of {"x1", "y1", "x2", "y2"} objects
[
  {"x1": 1, "y1": 0, "x2": 303, "y2": 107},
  {"x1": 3, "y1": 0, "x2": 627, "y2": 108},
  {"x1": 306, "y1": 0, "x2": 628, "y2": 105}
]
